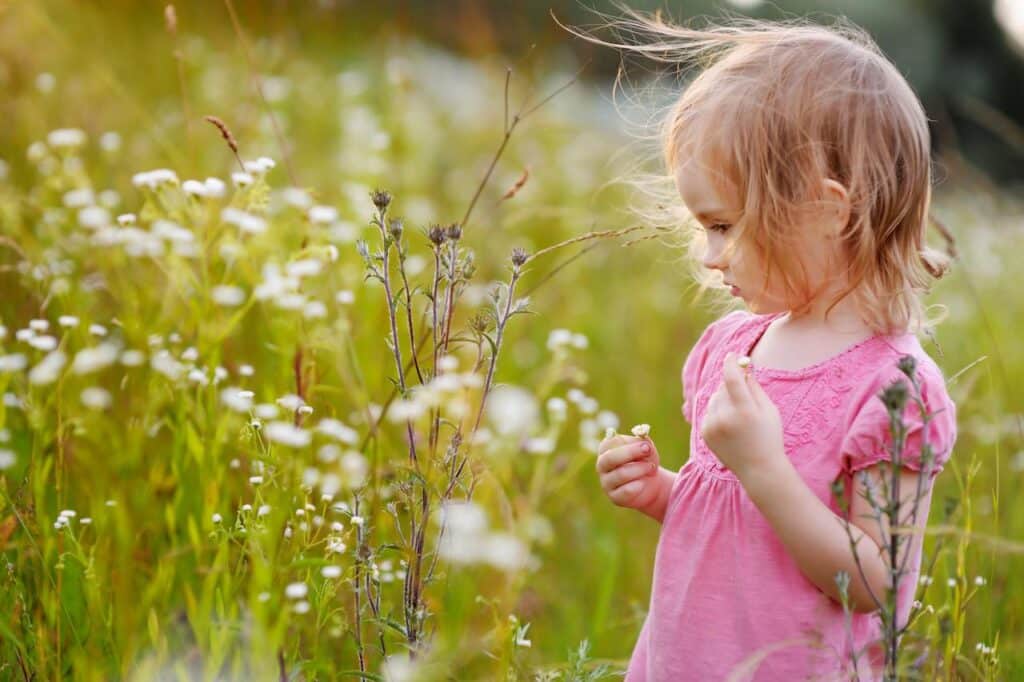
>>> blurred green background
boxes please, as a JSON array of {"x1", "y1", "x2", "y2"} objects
[{"x1": 1, "y1": 0, "x2": 1022, "y2": 679}]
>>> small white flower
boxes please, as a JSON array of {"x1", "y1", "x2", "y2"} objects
[
  {"x1": 249, "y1": 475, "x2": 264, "y2": 485},
  {"x1": 947, "y1": 578, "x2": 957, "y2": 588},
  {"x1": 80, "y1": 517, "x2": 92, "y2": 525},
  {"x1": 321, "y1": 565, "x2": 342, "y2": 579},
  {"x1": 221, "y1": 387, "x2": 254, "y2": 413},
  {"x1": 285, "y1": 582, "x2": 308, "y2": 599},
  {"x1": 99, "y1": 131, "x2": 121, "y2": 152},
  {"x1": 231, "y1": 172, "x2": 254, "y2": 187},
  {"x1": 212, "y1": 513, "x2": 223, "y2": 524},
  {"x1": 0, "y1": 449, "x2": 15, "y2": 470},
  {"x1": 351, "y1": 515, "x2": 365, "y2": 527},
  {"x1": 89, "y1": 323, "x2": 108, "y2": 337},
  {"x1": 239, "y1": 364, "x2": 254, "y2": 376},
  {"x1": 257, "y1": 504, "x2": 271, "y2": 517},
  {"x1": 0, "y1": 354, "x2": 27, "y2": 373},
  {"x1": 28, "y1": 350, "x2": 66, "y2": 385},
  {"x1": 81, "y1": 387, "x2": 112, "y2": 410},
  {"x1": 309, "y1": 205, "x2": 338, "y2": 225},
  {"x1": 47, "y1": 128, "x2": 87, "y2": 149},
  {"x1": 28, "y1": 335, "x2": 58, "y2": 351},
  {"x1": 72, "y1": 342, "x2": 120, "y2": 374},
  {"x1": 212, "y1": 285, "x2": 246, "y2": 307},
  {"x1": 604, "y1": 427, "x2": 618, "y2": 440},
  {"x1": 974, "y1": 576, "x2": 986, "y2": 586},
  {"x1": 58, "y1": 315, "x2": 79, "y2": 328},
  {"x1": 264, "y1": 421, "x2": 312, "y2": 448},
  {"x1": 546, "y1": 328, "x2": 573, "y2": 351},
  {"x1": 29, "y1": 319, "x2": 49, "y2": 332},
  {"x1": 292, "y1": 600, "x2": 311, "y2": 614},
  {"x1": 182, "y1": 179, "x2": 208, "y2": 197},
  {"x1": 59, "y1": 509, "x2": 77, "y2": 518},
  {"x1": 571, "y1": 333, "x2": 588, "y2": 349},
  {"x1": 276, "y1": 394, "x2": 305, "y2": 411},
  {"x1": 336, "y1": 290, "x2": 355, "y2": 305},
  {"x1": 203, "y1": 177, "x2": 226, "y2": 198},
  {"x1": 35, "y1": 72, "x2": 56, "y2": 93},
  {"x1": 316, "y1": 418, "x2": 359, "y2": 444},
  {"x1": 631, "y1": 424, "x2": 651, "y2": 438},
  {"x1": 327, "y1": 537, "x2": 347, "y2": 554},
  {"x1": 120, "y1": 349, "x2": 145, "y2": 366}
]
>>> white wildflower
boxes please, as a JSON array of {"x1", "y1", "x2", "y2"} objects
[
  {"x1": 220, "y1": 387, "x2": 254, "y2": 413},
  {"x1": 120, "y1": 349, "x2": 145, "y2": 366},
  {"x1": 631, "y1": 424, "x2": 651, "y2": 438},
  {"x1": 28, "y1": 350, "x2": 66, "y2": 385},
  {"x1": 28, "y1": 335, "x2": 57, "y2": 351},
  {"x1": 99, "y1": 131, "x2": 121, "y2": 152},
  {"x1": 63, "y1": 188, "x2": 95, "y2": 208},
  {"x1": 231, "y1": 172, "x2": 254, "y2": 187},
  {"x1": 89, "y1": 323, "x2": 107, "y2": 337},
  {"x1": 316, "y1": 418, "x2": 359, "y2": 444},
  {"x1": 80, "y1": 387, "x2": 112, "y2": 410},
  {"x1": 335, "y1": 290, "x2": 355, "y2": 305},
  {"x1": 47, "y1": 128, "x2": 87, "y2": 149},
  {"x1": 0, "y1": 449, "x2": 15, "y2": 470},
  {"x1": 264, "y1": 421, "x2": 312, "y2": 447},
  {"x1": 254, "y1": 403, "x2": 278, "y2": 419},
  {"x1": 58, "y1": 315, "x2": 79, "y2": 328},
  {"x1": 486, "y1": 385, "x2": 540, "y2": 436},
  {"x1": 212, "y1": 285, "x2": 246, "y2": 307},
  {"x1": 546, "y1": 328, "x2": 573, "y2": 351},
  {"x1": 309, "y1": 205, "x2": 338, "y2": 225},
  {"x1": 285, "y1": 582, "x2": 308, "y2": 599},
  {"x1": 321, "y1": 565, "x2": 342, "y2": 579},
  {"x1": 35, "y1": 72, "x2": 56, "y2": 93},
  {"x1": 72, "y1": 342, "x2": 120, "y2": 374}
]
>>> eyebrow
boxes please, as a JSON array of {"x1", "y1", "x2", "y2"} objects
[{"x1": 693, "y1": 210, "x2": 735, "y2": 221}]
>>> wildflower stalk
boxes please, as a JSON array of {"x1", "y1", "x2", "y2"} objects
[{"x1": 832, "y1": 355, "x2": 942, "y2": 680}]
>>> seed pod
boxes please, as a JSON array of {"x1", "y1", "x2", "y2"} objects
[{"x1": 631, "y1": 423, "x2": 650, "y2": 438}]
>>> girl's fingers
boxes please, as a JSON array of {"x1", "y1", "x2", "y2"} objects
[
  {"x1": 596, "y1": 438, "x2": 652, "y2": 474},
  {"x1": 607, "y1": 460, "x2": 658, "y2": 491},
  {"x1": 721, "y1": 351, "x2": 751, "y2": 404}
]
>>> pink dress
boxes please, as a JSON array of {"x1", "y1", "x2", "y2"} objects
[{"x1": 625, "y1": 309, "x2": 958, "y2": 681}]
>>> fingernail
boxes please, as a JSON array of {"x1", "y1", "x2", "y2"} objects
[{"x1": 641, "y1": 443, "x2": 650, "y2": 453}]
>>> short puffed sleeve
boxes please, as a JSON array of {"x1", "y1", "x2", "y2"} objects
[
  {"x1": 681, "y1": 310, "x2": 748, "y2": 425},
  {"x1": 839, "y1": 357, "x2": 958, "y2": 481}
]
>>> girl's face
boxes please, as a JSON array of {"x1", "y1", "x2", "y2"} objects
[{"x1": 674, "y1": 158, "x2": 846, "y2": 315}]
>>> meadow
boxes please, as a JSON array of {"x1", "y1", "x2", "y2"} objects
[{"x1": 0, "y1": 2, "x2": 1021, "y2": 679}]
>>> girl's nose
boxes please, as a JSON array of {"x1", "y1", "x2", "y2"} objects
[{"x1": 702, "y1": 241, "x2": 726, "y2": 271}]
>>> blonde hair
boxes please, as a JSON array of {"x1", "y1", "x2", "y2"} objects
[{"x1": 560, "y1": 5, "x2": 957, "y2": 336}]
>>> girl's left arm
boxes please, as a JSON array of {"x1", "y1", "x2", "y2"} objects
[{"x1": 739, "y1": 456, "x2": 930, "y2": 613}]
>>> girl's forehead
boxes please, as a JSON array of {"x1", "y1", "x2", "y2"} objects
[{"x1": 674, "y1": 152, "x2": 742, "y2": 210}]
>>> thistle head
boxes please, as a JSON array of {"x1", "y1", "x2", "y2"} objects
[
  {"x1": 388, "y1": 218, "x2": 403, "y2": 240},
  {"x1": 510, "y1": 247, "x2": 528, "y2": 268},
  {"x1": 428, "y1": 223, "x2": 446, "y2": 246},
  {"x1": 371, "y1": 189, "x2": 392, "y2": 211},
  {"x1": 880, "y1": 378, "x2": 909, "y2": 414},
  {"x1": 445, "y1": 223, "x2": 462, "y2": 242}
]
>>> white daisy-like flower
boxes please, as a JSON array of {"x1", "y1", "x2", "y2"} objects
[
  {"x1": 47, "y1": 128, "x2": 87, "y2": 149},
  {"x1": 28, "y1": 335, "x2": 57, "y2": 351},
  {"x1": 546, "y1": 328, "x2": 573, "y2": 351},
  {"x1": 0, "y1": 354, "x2": 23, "y2": 373},
  {"x1": 317, "y1": 418, "x2": 359, "y2": 444},
  {"x1": 231, "y1": 172, "x2": 254, "y2": 188},
  {"x1": 36, "y1": 72, "x2": 56, "y2": 93},
  {"x1": 292, "y1": 600, "x2": 310, "y2": 614},
  {"x1": 63, "y1": 188, "x2": 95, "y2": 208},
  {"x1": 28, "y1": 350, "x2": 66, "y2": 385},
  {"x1": 99, "y1": 131, "x2": 121, "y2": 152},
  {"x1": 212, "y1": 513, "x2": 223, "y2": 524},
  {"x1": 117, "y1": 213, "x2": 137, "y2": 227},
  {"x1": 631, "y1": 423, "x2": 651, "y2": 438},
  {"x1": 131, "y1": 169, "x2": 179, "y2": 189},
  {"x1": 212, "y1": 285, "x2": 246, "y2": 307},
  {"x1": 285, "y1": 582, "x2": 308, "y2": 599},
  {"x1": 264, "y1": 421, "x2": 312, "y2": 448},
  {"x1": 308, "y1": 205, "x2": 339, "y2": 225},
  {"x1": 120, "y1": 349, "x2": 145, "y2": 366},
  {"x1": 72, "y1": 342, "x2": 120, "y2": 374},
  {"x1": 336, "y1": 290, "x2": 355, "y2": 305},
  {"x1": 80, "y1": 387, "x2": 112, "y2": 410},
  {"x1": 203, "y1": 177, "x2": 226, "y2": 198},
  {"x1": 0, "y1": 449, "x2": 15, "y2": 470},
  {"x1": 58, "y1": 315, "x2": 79, "y2": 328},
  {"x1": 321, "y1": 565, "x2": 342, "y2": 579}
]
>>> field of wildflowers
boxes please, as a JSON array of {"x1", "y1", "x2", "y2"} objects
[{"x1": 0, "y1": 2, "x2": 1021, "y2": 679}]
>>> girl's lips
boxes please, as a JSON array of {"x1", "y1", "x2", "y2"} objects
[{"x1": 730, "y1": 285, "x2": 740, "y2": 296}]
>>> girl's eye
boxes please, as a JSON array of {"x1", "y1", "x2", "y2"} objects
[{"x1": 708, "y1": 223, "x2": 730, "y2": 233}]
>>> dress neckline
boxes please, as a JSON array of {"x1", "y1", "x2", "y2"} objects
[{"x1": 743, "y1": 311, "x2": 888, "y2": 378}]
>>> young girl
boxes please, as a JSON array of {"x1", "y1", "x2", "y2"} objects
[{"x1": 579, "y1": 10, "x2": 959, "y2": 682}]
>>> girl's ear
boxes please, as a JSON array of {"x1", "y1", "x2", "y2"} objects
[{"x1": 821, "y1": 178, "x2": 851, "y2": 238}]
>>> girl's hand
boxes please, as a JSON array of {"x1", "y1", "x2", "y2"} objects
[
  {"x1": 700, "y1": 351, "x2": 787, "y2": 478},
  {"x1": 596, "y1": 433, "x2": 662, "y2": 510}
]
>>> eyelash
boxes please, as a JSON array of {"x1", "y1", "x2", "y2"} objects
[{"x1": 707, "y1": 223, "x2": 730, "y2": 233}]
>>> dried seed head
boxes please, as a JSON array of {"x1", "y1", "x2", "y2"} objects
[
  {"x1": 897, "y1": 355, "x2": 917, "y2": 380},
  {"x1": 469, "y1": 311, "x2": 491, "y2": 334},
  {"x1": 881, "y1": 379, "x2": 909, "y2": 414},
  {"x1": 388, "y1": 218, "x2": 403, "y2": 240},
  {"x1": 371, "y1": 189, "x2": 391, "y2": 211},
  {"x1": 445, "y1": 223, "x2": 462, "y2": 242},
  {"x1": 204, "y1": 115, "x2": 238, "y2": 154},
  {"x1": 510, "y1": 247, "x2": 528, "y2": 267},
  {"x1": 428, "y1": 223, "x2": 446, "y2": 245}
]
